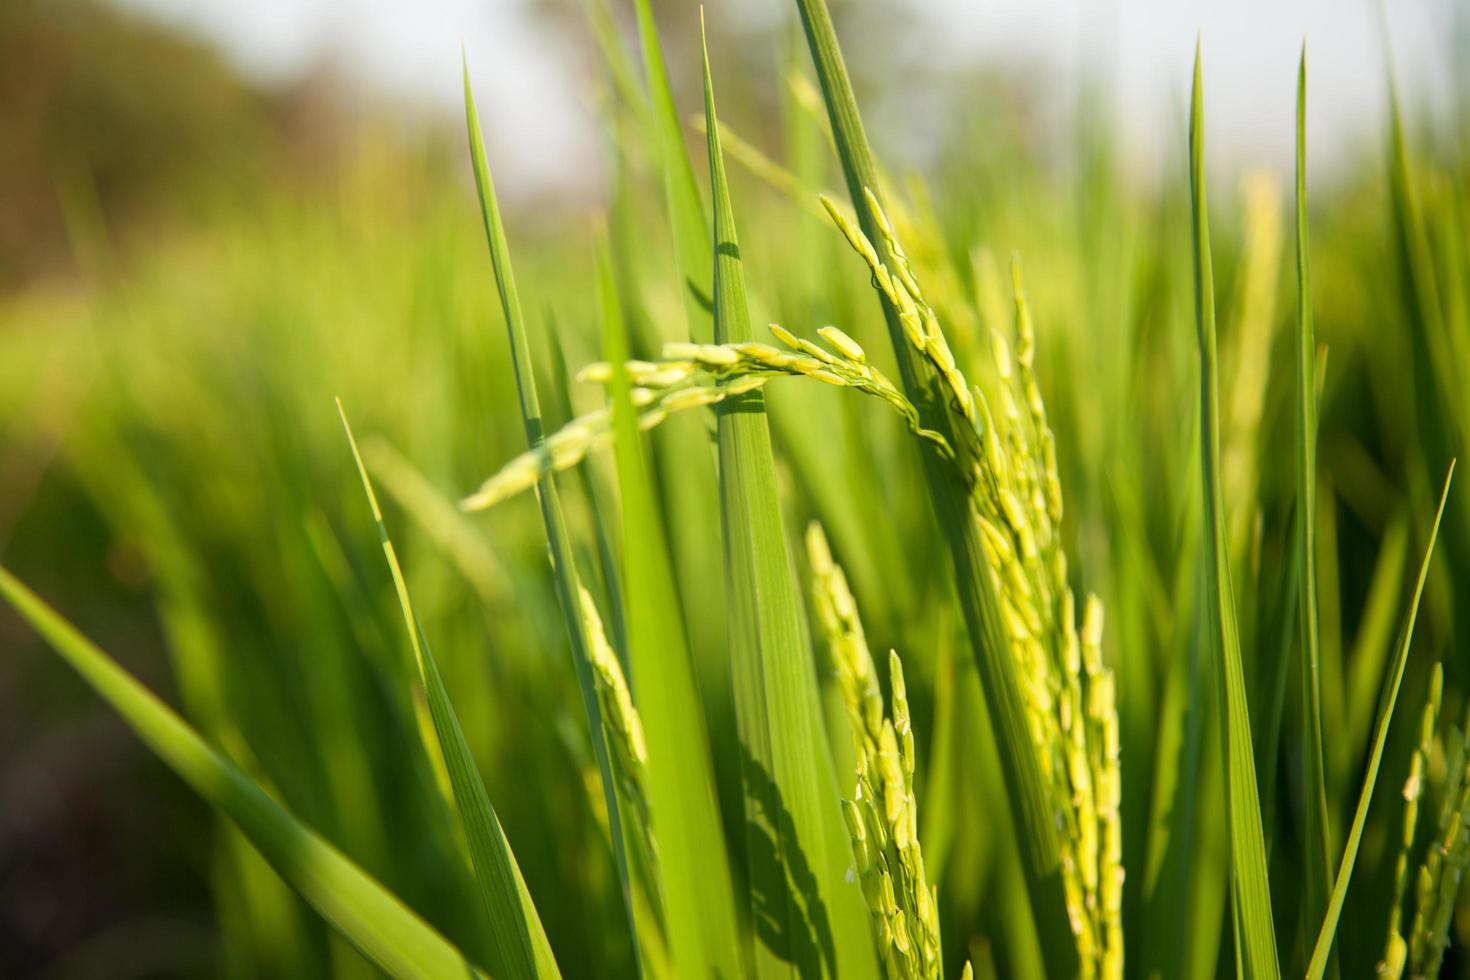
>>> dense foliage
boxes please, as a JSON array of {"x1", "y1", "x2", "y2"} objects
[{"x1": 2, "y1": 2, "x2": 1468, "y2": 977}]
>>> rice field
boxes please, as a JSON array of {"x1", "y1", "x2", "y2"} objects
[{"x1": 2, "y1": 1, "x2": 1468, "y2": 978}]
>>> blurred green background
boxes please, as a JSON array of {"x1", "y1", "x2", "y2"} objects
[{"x1": 1, "y1": 0, "x2": 1467, "y2": 976}]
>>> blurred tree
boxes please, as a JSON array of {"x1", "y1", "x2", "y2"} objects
[{"x1": 0, "y1": 0, "x2": 302, "y2": 290}]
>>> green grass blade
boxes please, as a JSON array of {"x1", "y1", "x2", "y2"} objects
[
  {"x1": 1293, "y1": 48, "x2": 1333, "y2": 961},
  {"x1": 1345, "y1": 516, "x2": 1411, "y2": 765},
  {"x1": 1305, "y1": 462, "x2": 1455, "y2": 980},
  {"x1": 633, "y1": 0, "x2": 712, "y2": 343},
  {"x1": 462, "y1": 58, "x2": 643, "y2": 970},
  {"x1": 1188, "y1": 43, "x2": 1281, "y2": 980},
  {"x1": 0, "y1": 566, "x2": 489, "y2": 980},
  {"x1": 623, "y1": 6, "x2": 734, "y2": 827},
  {"x1": 1381, "y1": 30, "x2": 1470, "y2": 622},
  {"x1": 701, "y1": 20, "x2": 878, "y2": 978},
  {"x1": 338, "y1": 402, "x2": 560, "y2": 980},
  {"x1": 599, "y1": 238, "x2": 748, "y2": 978},
  {"x1": 788, "y1": 0, "x2": 1076, "y2": 966}
]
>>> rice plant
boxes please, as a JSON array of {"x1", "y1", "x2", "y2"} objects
[{"x1": 2, "y1": 2, "x2": 1468, "y2": 979}]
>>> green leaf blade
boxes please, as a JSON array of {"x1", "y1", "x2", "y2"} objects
[
  {"x1": 462, "y1": 58, "x2": 643, "y2": 971},
  {"x1": 1294, "y1": 48, "x2": 1334, "y2": 968},
  {"x1": 339, "y1": 402, "x2": 560, "y2": 980},
  {"x1": 599, "y1": 240, "x2": 748, "y2": 978},
  {"x1": 1305, "y1": 463, "x2": 1454, "y2": 980},
  {"x1": 701, "y1": 22, "x2": 878, "y2": 979},
  {"x1": 634, "y1": 0, "x2": 713, "y2": 344},
  {"x1": 0, "y1": 567, "x2": 488, "y2": 980},
  {"x1": 1189, "y1": 44, "x2": 1281, "y2": 980}
]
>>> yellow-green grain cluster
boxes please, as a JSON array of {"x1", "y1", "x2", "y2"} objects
[
  {"x1": 1380, "y1": 662, "x2": 1470, "y2": 980},
  {"x1": 459, "y1": 327, "x2": 950, "y2": 512},
  {"x1": 1381, "y1": 664, "x2": 1443, "y2": 978},
  {"x1": 578, "y1": 586, "x2": 657, "y2": 870},
  {"x1": 807, "y1": 523, "x2": 941, "y2": 980},
  {"x1": 580, "y1": 587, "x2": 648, "y2": 772},
  {"x1": 823, "y1": 189, "x2": 1123, "y2": 979}
]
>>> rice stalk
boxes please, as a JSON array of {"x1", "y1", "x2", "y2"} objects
[
  {"x1": 14, "y1": 8, "x2": 1470, "y2": 980},
  {"x1": 475, "y1": 161, "x2": 1127, "y2": 980},
  {"x1": 462, "y1": 58, "x2": 644, "y2": 968},
  {"x1": 819, "y1": 185, "x2": 1123, "y2": 979},
  {"x1": 787, "y1": 6, "x2": 1079, "y2": 963}
]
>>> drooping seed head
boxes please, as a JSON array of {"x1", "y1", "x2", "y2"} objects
[
  {"x1": 725, "y1": 375, "x2": 767, "y2": 395},
  {"x1": 819, "y1": 325, "x2": 867, "y2": 362}
]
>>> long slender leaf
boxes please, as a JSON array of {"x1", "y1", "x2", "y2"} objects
[
  {"x1": 1305, "y1": 462, "x2": 1454, "y2": 980},
  {"x1": 788, "y1": 0, "x2": 1076, "y2": 967},
  {"x1": 1382, "y1": 25, "x2": 1470, "y2": 631},
  {"x1": 632, "y1": 0, "x2": 712, "y2": 344},
  {"x1": 622, "y1": 5, "x2": 734, "y2": 822},
  {"x1": 0, "y1": 566, "x2": 489, "y2": 980},
  {"x1": 600, "y1": 239, "x2": 748, "y2": 978},
  {"x1": 701, "y1": 20, "x2": 878, "y2": 978},
  {"x1": 339, "y1": 402, "x2": 560, "y2": 980},
  {"x1": 1293, "y1": 49, "x2": 1334, "y2": 965},
  {"x1": 461, "y1": 58, "x2": 643, "y2": 970},
  {"x1": 1345, "y1": 516, "x2": 1411, "y2": 763},
  {"x1": 1188, "y1": 43, "x2": 1281, "y2": 980}
]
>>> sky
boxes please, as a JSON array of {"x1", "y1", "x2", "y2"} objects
[{"x1": 111, "y1": 0, "x2": 1460, "y2": 195}]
